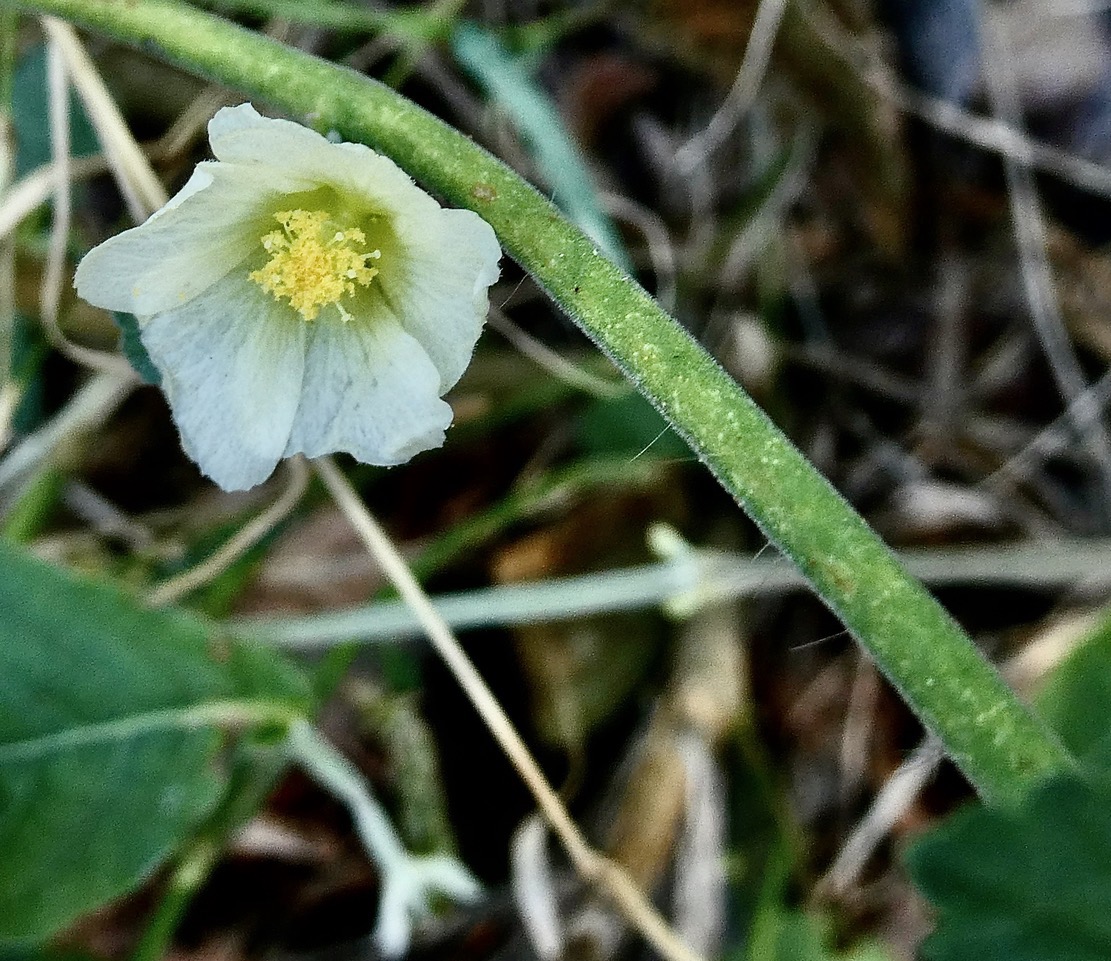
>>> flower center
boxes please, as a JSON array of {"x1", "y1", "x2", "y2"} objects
[{"x1": 248, "y1": 208, "x2": 381, "y2": 321}]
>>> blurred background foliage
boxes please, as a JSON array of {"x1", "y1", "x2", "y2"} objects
[{"x1": 4, "y1": 0, "x2": 1111, "y2": 959}]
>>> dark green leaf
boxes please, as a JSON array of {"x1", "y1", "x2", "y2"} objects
[
  {"x1": 113, "y1": 312, "x2": 162, "y2": 386},
  {"x1": 0, "y1": 540, "x2": 312, "y2": 945},
  {"x1": 1035, "y1": 612, "x2": 1111, "y2": 763},
  {"x1": 906, "y1": 771, "x2": 1111, "y2": 961},
  {"x1": 10, "y1": 313, "x2": 50, "y2": 434},
  {"x1": 13, "y1": 45, "x2": 99, "y2": 177}
]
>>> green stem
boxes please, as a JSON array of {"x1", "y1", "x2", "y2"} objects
[
  {"x1": 9, "y1": 0, "x2": 1073, "y2": 805},
  {"x1": 128, "y1": 838, "x2": 220, "y2": 961},
  {"x1": 189, "y1": 0, "x2": 449, "y2": 39}
]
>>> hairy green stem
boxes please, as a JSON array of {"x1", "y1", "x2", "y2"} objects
[{"x1": 7, "y1": 0, "x2": 1073, "y2": 805}]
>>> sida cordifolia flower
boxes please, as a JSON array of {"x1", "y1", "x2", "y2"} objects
[{"x1": 75, "y1": 103, "x2": 501, "y2": 491}]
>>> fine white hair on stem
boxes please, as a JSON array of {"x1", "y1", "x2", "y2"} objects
[
  {"x1": 147, "y1": 455, "x2": 311, "y2": 607},
  {"x1": 673, "y1": 0, "x2": 790, "y2": 174},
  {"x1": 979, "y1": 13, "x2": 1111, "y2": 510},
  {"x1": 312, "y1": 455, "x2": 708, "y2": 961},
  {"x1": 40, "y1": 16, "x2": 167, "y2": 218}
]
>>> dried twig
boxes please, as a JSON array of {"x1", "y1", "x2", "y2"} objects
[
  {"x1": 314, "y1": 455, "x2": 707, "y2": 961},
  {"x1": 148, "y1": 456, "x2": 310, "y2": 607}
]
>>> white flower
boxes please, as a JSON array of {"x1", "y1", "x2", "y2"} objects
[{"x1": 75, "y1": 103, "x2": 501, "y2": 491}]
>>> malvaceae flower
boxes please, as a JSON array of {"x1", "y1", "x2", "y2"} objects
[{"x1": 75, "y1": 103, "x2": 501, "y2": 491}]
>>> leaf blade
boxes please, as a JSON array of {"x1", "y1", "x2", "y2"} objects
[{"x1": 0, "y1": 541, "x2": 312, "y2": 944}]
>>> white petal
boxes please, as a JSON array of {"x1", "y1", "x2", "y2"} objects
[
  {"x1": 75, "y1": 161, "x2": 314, "y2": 316},
  {"x1": 382, "y1": 207, "x2": 500, "y2": 390},
  {"x1": 285, "y1": 302, "x2": 452, "y2": 465},
  {"x1": 140, "y1": 271, "x2": 306, "y2": 491},
  {"x1": 208, "y1": 103, "x2": 439, "y2": 220},
  {"x1": 208, "y1": 105, "x2": 503, "y2": 389}
]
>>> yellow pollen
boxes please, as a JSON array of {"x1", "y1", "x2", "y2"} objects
[{"x1": 249, "y1": 209, "x2": 380, "y2": 321}]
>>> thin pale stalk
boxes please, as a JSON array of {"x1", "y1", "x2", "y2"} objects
[
  {"x1": 0, "y1": 7, "x2": 17, "y2": 394},
  {"x1": 238, "y1": 535, "x2": 1111, "y2": 648},
  {"x1": 313, "y1": 456, "x2": 706, "y2": 961},
  {"x1": 0, "y1": 367, "x2": 135, "y2": 491},
  {"x1": 147, "y1": 456, "x2": 309, "y2": 607},
  {"x1": 9, "y1": 0, "x2": 1075, "y2": 806}
]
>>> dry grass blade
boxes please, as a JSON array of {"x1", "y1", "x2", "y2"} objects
[
  {"x1": 979, "y1": 14, "x2": 1111, "y2": 514},
  {"x1": 40, "y1": 16, "x2": 167, "y2": 218},
  {"x1": 673, "y1": 0, "x2": 790, "y2": 173},
  {"x1": 0, "y1": 368, "x2": 135, "y2": 492},
  {"x1": 313, "y1": 455, "x2": 708, "y2": 961},
  {"x1": 980, "y1": 367, "x2": 1111, "y2": 495},
  {"x1": 42, "y1": 34, "x2": 125, "y2": 373},
  {"x1": 0, "y1": 152, "x2": 111, "y2": 239},
  {"x1": 796, "y1": 0, "x2": 1111, "y2": 200},
  {"x1": 147, "y1": 456, "x2": 311, "y2": 607},
  {"x1": 819, "y1": 737, "x2": 944, "y2": 895},
  {"x1": 487, "y1": 305, "x2": 625, "y2": 399}
]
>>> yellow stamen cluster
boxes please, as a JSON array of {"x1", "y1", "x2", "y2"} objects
[{"x1": 249, "y1": 208, "x2": 381, "y2": 321}]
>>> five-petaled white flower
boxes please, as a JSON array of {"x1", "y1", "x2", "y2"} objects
[{"x1": 75, "y1": 103, "x2": 501, "y2": 491}]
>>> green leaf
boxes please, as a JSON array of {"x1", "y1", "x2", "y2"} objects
[
  {"x1": 10, "y1": 313, "x2": 51, "y2": 434},
  {"x1": 113, "y1": 312, "x2": 161, "y2": 386},
  {"x1": 575, "y1": 392, "x2": 689, "y2": 460},
  {"x1": 761, "y1": 911, "x2": 830, "y2": 961},
  {"x1": 745, "y1": 908, "x2": 895, "y2": 961},
  {"x1": 0, "y1": 540, "x2": 312, "y2": 945},
  {"x1": 1035, "y1": 611, "x2": 1111, "y2": 763},
  {"x1": 906, "y1": 770, "x2": 1111, "y2": 961},
  {"x1": 12, "y1": 44, "x2": 99, "y2": 177}
]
